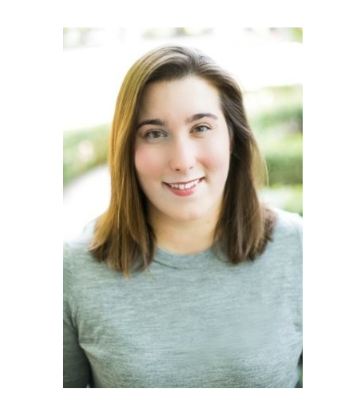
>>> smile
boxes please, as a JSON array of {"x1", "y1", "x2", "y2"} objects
[
  {"x1": 163, "y1": 178, "x2": 204, "y2": 196},
  {"x1": 166, "y1": 178, "x2": 201, "y2": 190}
]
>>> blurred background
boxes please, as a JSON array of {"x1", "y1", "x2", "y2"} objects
[{"x1": 63, "y1": 27, "x2": 303, "y2": 239}]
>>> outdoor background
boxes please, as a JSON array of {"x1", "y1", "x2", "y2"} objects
[
  {"x1": 62, "y1": 27, "x2": 303, "y2": 389},
  {"x1": 63, "y1": 27, "x2": 303, "y2": 239}
]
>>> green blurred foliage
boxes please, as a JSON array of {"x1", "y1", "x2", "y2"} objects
[
  {"x1": 63, "y1": 125, "x2": 109, "y2": 186},
  {"x1": 291, "y1": 28, "x2": 303, "y2": 42},
  {"x1": 262, "y1": 133, "x2": 303, "y2": 185},
  {"x1": 247, "y1": 85, "x2": 302, "y2": 214}
]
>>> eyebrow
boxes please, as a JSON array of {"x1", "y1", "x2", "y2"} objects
[
  {"x1": 137, "y1": 113, "x2": 218, "y2": 130},
  {"x1": 186, "y1": 113, "x2": 218, "y2": 123},
  {"x1": 137, "y1": 118, "x2": 166, "y2": 130}
]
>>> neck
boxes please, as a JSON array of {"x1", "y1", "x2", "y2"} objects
[{"x1": 150, "y1": 215, "x2": 218, "y2": 255}]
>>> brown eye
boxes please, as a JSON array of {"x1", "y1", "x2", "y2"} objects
[
  {"x1": 144, "y1": 130, "x2": 167, "y2": 140},
  {"x1": 192, "y1": 125, "x2": 210, "y2": 133}
]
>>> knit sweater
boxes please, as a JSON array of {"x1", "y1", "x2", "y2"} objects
[{"x1": 63, "y1": 208, "x2": 303, "y2": 388}]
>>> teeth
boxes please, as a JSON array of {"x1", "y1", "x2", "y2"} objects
[{"x1": 169, "y1": 179, "x2": 200, "y2": 189}]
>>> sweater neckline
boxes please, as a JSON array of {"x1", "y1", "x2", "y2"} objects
[{"x1": 153, "y1": 244, "x2": 225, "y2": 270}]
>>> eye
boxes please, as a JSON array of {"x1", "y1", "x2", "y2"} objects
[
  {"x1": 144, "y1": 130, "x2": 168, "y2": 140},
  {"x1": 192, "y1": 125, "x2": 210, "y2": 133}
]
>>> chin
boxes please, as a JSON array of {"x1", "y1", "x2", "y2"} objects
[{"x1": 170, "y1": 208, "x2": 211, "y2": 222}]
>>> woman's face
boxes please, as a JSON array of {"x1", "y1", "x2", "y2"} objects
[{"x1": 134, "y1": 76, "x2": 231, "y2": 225}]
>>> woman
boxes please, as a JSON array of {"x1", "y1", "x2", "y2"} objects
[{"x1": 63, "y1": 45, "x2": 303, "y2": 388}]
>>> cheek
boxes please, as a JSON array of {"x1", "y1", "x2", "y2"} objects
[
  {"x1": 203, "y1": 140, "x2": 231, "y2": 176},
  {"x1": 135, "y1": 146, "x2": 164, "y2": 179}
]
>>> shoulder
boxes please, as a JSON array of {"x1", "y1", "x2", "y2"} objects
[
  {"x1": 63, "y1": 221, "x2": 107, "y2": 289},
  {"x1": 261, "y1": 208, "x2": 303, "y2": 264},
  {"x1": 64, "y1": 221, "x2": 95, "y2": 265},
  {"x1": 64, "y1": 220, "x2": 96, "y2": 247},
  {"x1": 272, "y1": 208, "x2": 302, "y2": 245}
]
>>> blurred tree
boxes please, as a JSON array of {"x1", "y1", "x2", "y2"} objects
[{"x1": 291, "y1": 28, "x2": 303, "y2": 42}]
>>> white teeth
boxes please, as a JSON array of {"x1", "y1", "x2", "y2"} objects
[{"x1": 168, "y1": 179, "x2": 200, "y2": 189}]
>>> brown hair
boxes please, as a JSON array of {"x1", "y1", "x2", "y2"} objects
[{"x1": 89, "y1": 45, "x2": 276, "y2": 277}]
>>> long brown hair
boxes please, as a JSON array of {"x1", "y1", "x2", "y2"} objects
[{"x1": 89, "y1": 45, "x2": 275, "y2": 277}]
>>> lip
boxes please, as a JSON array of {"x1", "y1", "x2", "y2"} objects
[
  {"x1": 163, "y1": 177, "x2": 204, "y2": 197},
  {"x1": 164, "y1": 177, "x2": 204, "y2": 184}
]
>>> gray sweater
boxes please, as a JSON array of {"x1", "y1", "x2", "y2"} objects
[{"x1": 63, "y1": 208, "x2": 302, "y2": 388}]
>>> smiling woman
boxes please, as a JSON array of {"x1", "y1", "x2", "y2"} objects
[
  {"x1": 63, "y1": 45, "x2": 303, "y2": 388},
  {"x1": 89, "y1": 46, "x2": 274, "y2": 273}
]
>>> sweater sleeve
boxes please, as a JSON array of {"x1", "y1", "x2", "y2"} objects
[{"x1": 63, "y1": 242, "x2": 92, "y2": 388}]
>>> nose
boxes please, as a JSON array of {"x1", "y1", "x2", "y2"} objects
[{"x1": 169, "y1": 138, "x2": 196, "y2": 172}]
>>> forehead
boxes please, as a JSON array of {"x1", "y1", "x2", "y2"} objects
[{"x1": 138, "y1": 76, "x2": 221, "y2": 118}]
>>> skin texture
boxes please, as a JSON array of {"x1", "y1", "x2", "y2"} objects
[{"x1": 135, "y1": 76, "x2": 231, "y2": 254}]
